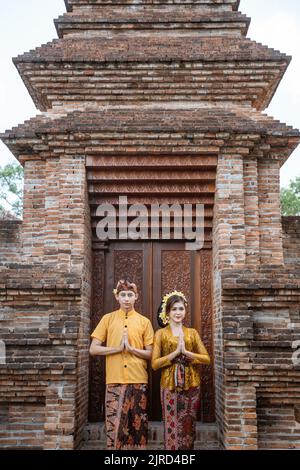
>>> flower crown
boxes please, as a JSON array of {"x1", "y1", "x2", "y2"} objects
[{"x1": 158, "y1": 291, "x2": 187, "y2": 326}]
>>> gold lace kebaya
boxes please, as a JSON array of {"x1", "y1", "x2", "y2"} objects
[{"x1": 151, "y1": 325, "x2": 211, "y2": 391}]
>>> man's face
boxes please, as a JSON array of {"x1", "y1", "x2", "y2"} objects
[{"x1": 116, "y1": 290, "x2": 138, "y2": 311}]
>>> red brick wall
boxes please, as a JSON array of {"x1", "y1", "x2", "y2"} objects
[
  {"x1": 0, "y1": 402, "x2": 45, "y2": 449},
  {"x1": 220, "y1": 268, "x2": 300, "y2": 449},
  {"x1": 0, "y1": 155, "x2": 92, "y2": 450}
]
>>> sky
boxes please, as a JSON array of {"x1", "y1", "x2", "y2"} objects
[{"x1": 0, "y1": 0, "x2": 299, "y2": 188}]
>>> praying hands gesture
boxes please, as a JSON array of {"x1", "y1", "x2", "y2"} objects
[
  {"x1": 120, "y1": 328, "x2": 152, "y2": 360},
  {"x1": 167, "y1": 329, "x2": 201, "y2": 362},
  {"x1": 116, "y1": 330, "x2": 132, "y2": 353},
  {"x1": 176, "y1": 329, "x2": 186, "y2": 355},
  {"x1": 123, "y1": 329, "x2": 134, "y2": 353},
  {"x1": 167, "y1": 329, "x2": 185, "y2": 361},
  {"x1": 90, "y1": 328, "x2": 152, "y2": 359},
  {"x1": 178, "y1": 330, "x2": 204, "y2": 362}
]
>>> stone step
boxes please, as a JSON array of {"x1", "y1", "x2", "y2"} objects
[
  {"x1": 80, "y1": 443, "x2": 221, "y2": 450},
  {"x1": 79, "y1": 422, "x2": 221, "y2": 450}
]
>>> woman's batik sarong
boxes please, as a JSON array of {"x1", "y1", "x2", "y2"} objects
[
  {"x1": 105, "y1": 383, "x2": 148, "y2": 450},
  {"x1": 161, "y1": 386, "x2": 200, "y2": 450}
]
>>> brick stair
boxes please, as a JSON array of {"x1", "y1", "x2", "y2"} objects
[{"x1": 79, "y1": 422, "x2": 221, "y2": 450}]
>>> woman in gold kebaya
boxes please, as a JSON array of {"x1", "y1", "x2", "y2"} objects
[{"x1": 152, "y1": 291, "x2": 211, "y2": 450}]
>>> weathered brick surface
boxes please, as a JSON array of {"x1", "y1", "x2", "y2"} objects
[
  {"x1": 218, "y1": 267, "x2": 300, "y2": 449},
  {"x1": 0, "y1": 0, "x2": 300, "y2": 451},
  {"x1": 0, "y1": 221, "x2": 22, "y2": 262},
  {"x1": 0, "y1": 167, "x2": 91, "y2": 449},
  {"x1": 258, "y1": 159, "x2": 284, "y2": 265},
  {"x1": 0, "y1": 402, "x2": 45, "y2": 449},
  {"x1": 283, "y1": 216, "x2": 300, "y2": 264}
]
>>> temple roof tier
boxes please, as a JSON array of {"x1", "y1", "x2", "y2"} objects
[
  {"x1": 15, "y1": 36, "x2": 287, "y2": 64},
  {"x1": 13, "y1": 36, "x2": 290, "y2": 112},
  {"x1": 3, "y1": 106, "x2": 298, "y2": 139},
  {"x1": 64, "y1": 0, "x2": 240, "y2": 12},
  {"x1": 1, "y1": 106, "x2": 299, "y2": 165},
  {"x1": 55, "y1": 9, "x2": 250, "y2": 38}
]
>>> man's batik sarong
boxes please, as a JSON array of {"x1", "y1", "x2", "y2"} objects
[
  {"x1": 161, "y1": 386, "x2": 200, "y2": 450},
  {"x1": 105, "y1": 383, "x2": 148, "y2": 450}
]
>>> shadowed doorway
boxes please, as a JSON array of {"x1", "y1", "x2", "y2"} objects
[{"x1": 89, "y1": 241, "x2": 215, "y2": 423}]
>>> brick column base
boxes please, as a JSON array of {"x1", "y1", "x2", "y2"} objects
[{"x1": 223, "y1": 385, "x2": 258, "y2": 450}]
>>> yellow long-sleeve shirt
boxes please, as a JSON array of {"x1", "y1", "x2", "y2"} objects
[{"x1": 151, "y1": 325, "x2": 210, "y2": 391}]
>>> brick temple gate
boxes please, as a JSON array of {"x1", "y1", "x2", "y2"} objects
[
  {"x1": 86, "y1": 151, "x2": 216, "y2": 425},
  {"x1": 1, "y1": 0, "x2": 300, "y2": 451}
]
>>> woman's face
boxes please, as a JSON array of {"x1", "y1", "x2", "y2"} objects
[
  {"x1": 116, "y1": 290, "x2": 137, "y2": 311},
  {"x1": 168, "y1": 301, "x2": 186, "y2": 324}
]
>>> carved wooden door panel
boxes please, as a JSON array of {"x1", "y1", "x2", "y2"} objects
[{"x1": 89, "y1": 242, "x2": 215, "y2": 423}]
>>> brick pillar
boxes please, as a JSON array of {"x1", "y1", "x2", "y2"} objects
[
  {"x1": 20, "y1": 154, "x2": 92, "y2": 449},
  {"x1": 44, "y1": 382, "x2": 76, "y2": 450},
  {"x1": 21, "y1": 154, "x2": 88, "y2": 272},
  {"x1": 21, "y1": 159, "x2": 46, "y2": 262},
  {"x1": 244, "y1": 156, "x2": 260, "y2": 265},
  {"x1": 223, "y1": 385, "x2": 258, "y2": 450},
  {"x1": 213, "y1": 151, "x2": 247, "y2": 449},
  {"x1": 258, "y1": 159, "x2": 283, "y2": 265},
  {"x1": 214, "y1": 153, "x2": 246, "y2": 269}
]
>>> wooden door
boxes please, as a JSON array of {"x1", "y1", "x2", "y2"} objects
[{"x1": 89, "y1": 241, "x2": 215, "y2": 422}]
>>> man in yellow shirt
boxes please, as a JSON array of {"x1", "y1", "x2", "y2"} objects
[{"x1": 89, "y1": 279, "x2": 154, "y2": 450}]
